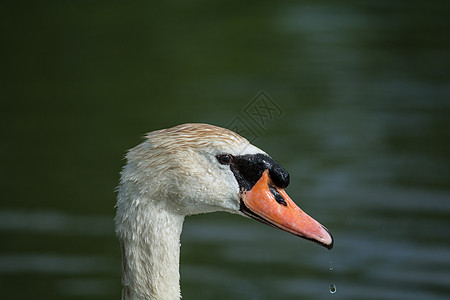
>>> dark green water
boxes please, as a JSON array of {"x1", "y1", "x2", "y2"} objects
[{"x1": 1, "y1": 1, "x2": 449, "y2": 299}]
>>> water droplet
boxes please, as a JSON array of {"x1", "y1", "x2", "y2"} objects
[{"x1": 329, "y1": 284, "x2": 337, "y2": 294}]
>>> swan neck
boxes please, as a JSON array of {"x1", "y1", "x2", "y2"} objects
[{"x1": 118, "y1": 202, "x2": 185, "y2": 300}]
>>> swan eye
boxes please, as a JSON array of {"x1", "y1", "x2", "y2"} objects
[{"x1": 216, "y1": 154, "x2": 233, "y2": 165}]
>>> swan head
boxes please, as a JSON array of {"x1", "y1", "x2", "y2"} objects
[{"x1": 117, "y1": 123, "x2": 333, "y2": 249}]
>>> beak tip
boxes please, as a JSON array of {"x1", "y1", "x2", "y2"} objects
[
  {"x1": 322, "y1": 226, "x2": 334, "y2": 250},
  {"x1": 325, "y1": 239, "x2": 334, "y2": 250}
]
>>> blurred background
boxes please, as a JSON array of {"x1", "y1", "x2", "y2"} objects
[{"x1": 1, "y1": 1, "x2": 449, "y2": 299}]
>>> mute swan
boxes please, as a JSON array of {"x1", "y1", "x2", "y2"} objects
[{"x1": 115, "y1": 123, "x2": 333, "y2": 300}]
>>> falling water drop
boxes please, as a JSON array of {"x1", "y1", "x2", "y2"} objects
[{"x1": 328, "y1": 259, "x2": 335, "y2": 294}]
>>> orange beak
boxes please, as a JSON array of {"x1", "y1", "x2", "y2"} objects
[{"x1": 240, "y1": 170, "x2": 333, "y2": 249}]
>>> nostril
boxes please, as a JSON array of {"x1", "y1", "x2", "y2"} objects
[
  {"x1": 269, "y1": 167, "x2": 290, "y2": 189},
  {"x1": 268, "y1": 183, "x2": 287, "y2": 206}
]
